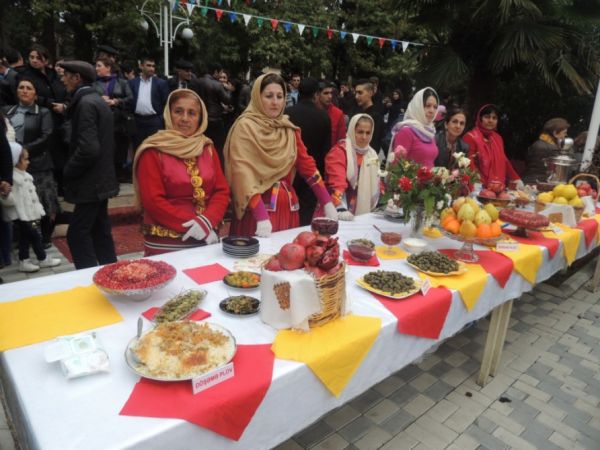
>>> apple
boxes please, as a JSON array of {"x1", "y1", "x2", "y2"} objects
[
  {"x1": 577, "y1": 188, "x2": 588, "y2": 198},
  {"x1": 579, "y1": 182, "x2": 591, "y2": 192},
  {"x1": 498, "y1": 192, "x2": 512, "y2": 200},
  {"x1": 479, "y1": 189, "x2": 497, "y2": 199},
  {"x1": 488, "y1": 180, "x2": 505, "y2": 194}
]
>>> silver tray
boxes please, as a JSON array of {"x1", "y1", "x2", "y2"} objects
[{"x1": 124, "y1": 321, "x2": 237, "y2": 381}]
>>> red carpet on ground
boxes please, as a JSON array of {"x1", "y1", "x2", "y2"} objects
[{"x1": 53, "y1": 209, "x2": 145, "y2": 262}]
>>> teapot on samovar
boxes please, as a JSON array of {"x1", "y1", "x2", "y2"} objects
[{"x1": 543, "y1": 137, "x2": 578, "y2": 184}]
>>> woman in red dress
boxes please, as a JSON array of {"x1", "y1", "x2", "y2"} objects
[
  {"x1": 133, "y1": 89, "x2": 230, "y2": 255},
  {"x1": 223, "y1": 73, "x2": 337, "y2": 237},
  {"x1": 325, "y1": 114, "x2": 381, "y2": 220},
  {"x1": 463, "y1": 104, "x2": 523, "y2": 189}
]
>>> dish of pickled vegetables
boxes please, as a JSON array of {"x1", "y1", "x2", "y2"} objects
[
  {"x1": 223, "y1": 271, "x2": 261, "y2": 289},
  {"x1": 357, "y1": 270, "x2": 421, "y2": 299}
]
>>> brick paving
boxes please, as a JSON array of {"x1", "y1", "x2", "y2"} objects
[{"x1": 1, "y1": 253, "x2": 600, "y2": 449}]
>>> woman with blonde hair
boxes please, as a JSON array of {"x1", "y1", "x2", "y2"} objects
[
  {"x1": 134, "y1": 89, "x2": 230, "y2": 255},
  {"x1": 224, "y1": 73, "x2": 336, "y2": 237}
]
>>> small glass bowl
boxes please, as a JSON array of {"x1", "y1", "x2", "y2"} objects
[{"x1": 347, "y1": 239, "x2": 376, "y2": 262}]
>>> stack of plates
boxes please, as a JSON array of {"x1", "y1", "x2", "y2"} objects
[{"x1": 222, "y1": 236, "x2": 260, "y2": 258}]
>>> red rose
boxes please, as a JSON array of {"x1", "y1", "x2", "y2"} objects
[
  {"x1": 398, "y1": 176, "x2": 413, "y2": 192},
  {"x1": 417, "y1": 167, "x2": 433, "y2": 184},
  {"x1": 461, "y1": 174, "x2": 470, "y2": 184}
]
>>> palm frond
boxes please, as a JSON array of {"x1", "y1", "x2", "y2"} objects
[
  {"x1": 472, "y1": 0, "x2": 543, "y2": 24},
  {"x1": 420, "y1": 45, "x2": 470, "y2": 89}
]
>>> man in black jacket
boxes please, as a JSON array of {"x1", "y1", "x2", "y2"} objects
[
  {"x1": 285, "y1": 78, "x2": 331, "y2": 226},
  {"x1": 59, "y1": 61, "x2": 119, "y2": 270}
]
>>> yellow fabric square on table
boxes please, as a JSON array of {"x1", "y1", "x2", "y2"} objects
[
  {"x1": 418, "y1": 263, "x2": 488, "y2": 311},
  {"x1": 375, "y1": 246, "x2": 408, "y2": 260},
  {"x1": 0, "y1": 285, "x2": 123, "y2": 351},
  {"x1": 494, "y1": 243, "x2": 542, "y2": 285},
  {"x1": 422, "y1": 227, "x2": 443, "y2": 239},
  {"x1": 272, "y1": 315, "x2": 381, "y2": 397},
  {"x1": 594, "y1": 214, "x2": 600, "y2": 240},
  {"x1": 542, "y1": 223, "x2": 581, "y2": 266}
]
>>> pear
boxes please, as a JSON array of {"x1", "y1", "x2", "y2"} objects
[
  {"x1": 457, "y1": 203, "x2": 475, "y2": 222},
  {"x1": 452, "y1": 197, "x2": 466, "y2": 213},
  {"x1": 440, "y1": 207, "x2": 456, "y2": 221},
  {"x1": 475, "y1": 210, "x2": 492, "y2": 225},
  {"x1": 483, "y1": 203, "x2": 499, "y2": 221},
  {"x1": 465, "y1": 197, "x2": 480, "y2": 214},
  {"x1": 459, "y1": 220, "x2": 477, "y2": 238}
]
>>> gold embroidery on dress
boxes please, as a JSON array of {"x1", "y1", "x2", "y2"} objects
[{"x1": 184, "y1": 158, "x2": 206, "y2": 215}]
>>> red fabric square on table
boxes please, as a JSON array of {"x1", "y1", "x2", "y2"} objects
[
  {"x1": 439, "y1": 249, "x2": 514, "y2": 288},
  {"x1": 343, "y1": 249, "x2": 380, "y2": 266},
  {"x1": 183, "y1": 263, "x2": 230, "y2": 284},
  {"x1": 575, "y1": 219, "x2": 598, "y2": 247},
  {"x1": 506, "y1": 230, "x2": 560, "y2": 259},
  {"x1": 141, "y1": 307, "x2": 211, "y2": 322},
  {"x1": 120, "y1": 344, "x2": 274, "y2": 441},
  {"x1": 371, "y1": 287, "x2": 452, "y2": 340}
]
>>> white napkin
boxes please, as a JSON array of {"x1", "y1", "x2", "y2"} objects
[
  {"x1": 260, "y1": 269, "x2": 322, "y2": 331},
  {"x1": 538, "y1": 203, "x2": 577, "y2": 227}
]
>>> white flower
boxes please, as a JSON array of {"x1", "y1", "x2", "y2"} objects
[
  {"x1": 378, "y1": 169, "x2": 388, "y2": 178},
  {"x1": 458, "y1": 156, "x2": 470, "y2": 168},
  {"x1": 433, "y1": 167, "x2": 450, "y2": 183},
  {"x1": 445, "y1": 193, "x2": 452, "y2": 204},
  {"x1": 452, "y1": 152, "x2": 465, "y2": 160},
  {"x1": 436, "y1": 200, "x2": 445, "y2": 210}
]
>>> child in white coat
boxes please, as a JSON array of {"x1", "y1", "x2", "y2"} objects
[{"x1": 0, "y1": 144, "x2": 61, "y2": 272}]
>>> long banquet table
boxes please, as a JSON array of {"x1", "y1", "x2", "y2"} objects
[{"x1": 0, "y1": 212, "x2": 596, "y2": 450}]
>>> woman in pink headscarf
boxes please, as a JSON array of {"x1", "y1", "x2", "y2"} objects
[{"x1": 463, "y1": 104, "x2": 523, "y2": 189}]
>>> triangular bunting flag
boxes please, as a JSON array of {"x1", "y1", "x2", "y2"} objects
[
  {"x1": 217, "y1": 0, "x2": 222, "y2": 5},
  {"x1": 311, "y1": 27, "x2": 319, "y2": 38},
  {"x1": 391, "y1": 40, "x2": 398, "y2": 50},
  {"x1": 172, "y1": 0, "x2": 179, "y2": 12},
  {"x1": 226, "y1": 0, "x2": 231, "y2": 6},
  {"x1": 283, "y1": 22, "x2": 292, "y2": 33},
  {"x1": 366, "y1": 36, "x2": 373, "y2": 45},
  {"x1": 257, "y1": 17, "x2": 264, "y2": 28},
  {"x1": 352, "y1": 33, "x2": 359, "y2": 43},
  {"x1": 228, "y1": 12, "x2": 237, "y2": 22},
  {"x1": 297, "y1": 24, "x2": 305, "y2": 35},
  {"x1": 215, "y1": 9, "x2": 223, "y2": 21},
  {"x1": 242, "y1": 14, "x2": 251, "y2": 26},
  {"x1": 378, "y1": 37, "x2": 385, "y2": 48},
  {"x1": 326, "y1": 28, "x2": 333, "y2": 40},
  {"x1": 401, "y1": 41, "x2": 409, "y2": 52},
  {"x1": 270, "y1": 19, "x2": 279, "y2": 31},
  {"x1": 340, "y1": 31, "x2": 347, "y2": 40},
  {"x1": 186, "y1": 3, "x2": 195, "y2": 15}
]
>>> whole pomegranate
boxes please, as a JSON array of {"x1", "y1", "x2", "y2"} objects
[
  {"x1": 294, "y1": 231, "x2": 318, "y2": 248},
  {"x1": 278, "y1": 243, "x2": 306, "y2": 270}
]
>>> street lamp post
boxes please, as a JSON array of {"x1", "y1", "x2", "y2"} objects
[{"x1": 139, "y1": 0, "x2": 194, "y2": 77}]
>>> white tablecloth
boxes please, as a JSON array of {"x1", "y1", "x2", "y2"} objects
[{"x1": 1, "y1": 213, "x2": 594, "y2": 450}]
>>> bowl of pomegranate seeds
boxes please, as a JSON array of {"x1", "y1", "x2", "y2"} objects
[{"x1": 93, "y1": 259, "x2": 177, "y2": 301}]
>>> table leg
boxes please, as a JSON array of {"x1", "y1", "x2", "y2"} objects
[
  {"x1": 589, "y1": 255, "x2": 600, "y2": 292},
  {"x1": 477, "y1": 300, "x2": 513, "y2": 386}
]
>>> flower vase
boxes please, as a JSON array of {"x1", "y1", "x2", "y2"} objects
[{"x1": 409, "y1": 206, "x2": 425, "y2": 237}]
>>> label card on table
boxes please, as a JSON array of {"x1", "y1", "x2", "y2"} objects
[
  {"x1": 497, "y1": 241, "x2": 519, "y2": 252},
  {"x1": 421, "y1": 278, "x2": 431, "y2": 296},
  {"x1": 551, "y1": 224, "x2": 564, "y2": 234},
  {"x1": 192, "y1": 362, "x2": 234, "y2": 395}
]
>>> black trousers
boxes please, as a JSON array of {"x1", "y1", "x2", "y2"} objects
[
  {"x1": 16, "y1": 220, "x2": 46, "y2": 261},
  {"x1": 67, "y1": 200, "x2": 117, "y2": 270},
  {"x1": 205, "y1": 119, "x2": 226, "y2": 166},
  {"x1": 132, "y1": 115, "x2": 163, "y2": 151}
]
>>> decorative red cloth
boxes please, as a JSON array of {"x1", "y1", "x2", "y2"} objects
[
  {"x1": 506, "y1": 230, "x2": 559, "y2": 259},
  {"x1": 183, "y1": 263, "x2": 230, "y2": 284},
  {"x1": 328, "y1": 104, "x2": 346, "y2": 146},
  {"x1": 439, "y1": 249, "x2": 513, "y2": 288},
  {"x1": 230, "y1": 129, "x2": 319, "y2": 237},
  {"x1": 142, "y1": 307, "x2": 211, "y2": 322},
  {"x1": 371, "y1": 287, "x2": 452, "y2": 340},
  {"x1": 576, "y1": 219, "x2": 598, "y2": 247},
  {"x1": 343, "y1": 249, "x2": 380, "y2": 266},
  {"x1": 463, "y1": 105, "x2": 520, "y2": 186},
  {"x1": 120, "y1": 344, "x2": 275, "y2": 441}
]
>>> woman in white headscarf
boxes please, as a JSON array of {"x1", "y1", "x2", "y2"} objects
[
  {"x1": 324, "y1": 114, "x2": 381, "y2": 220},
  {"x1": 389, "y1": 87, "x2": 439, "y2": 168}
]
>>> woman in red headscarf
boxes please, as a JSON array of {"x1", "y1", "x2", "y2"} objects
[{"x1": 463, "y1": 104, "x2": 523, "y2": 189}]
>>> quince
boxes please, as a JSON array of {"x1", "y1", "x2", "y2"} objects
[
  {"x1": 552, "y1": 196, "x2": 568, "y2": 205},
  {"x1": 440, "y1": 207, "x2": 456, "y2": 222},
  {"x1": 552, "y1": 184, "x2": 567, "y2": 198},
  {"x1": 465, "y1": 197, "x2": 481, "y2": 214},
  {"x1": 569, "y1": 197, "x2": 584, "y2": 207},
  {"x1": 452, "y1": 197, "x2": 467, "y2": 213},
  {"x1": 457, "y1": 204, "x2": 475, "y2": 221},
  {"x1": 537, "y1": 192, "x2": 554, "y2": 204},
  {"x1": 474, "y1": 210, "x2": 492, "y2": 225},
  {"x1": 459, "y1": 220, "x2": 477, "y2": 238},
  {"x1": 484, "y1": 203, "x2": 499, "y2": 221},
  {"x1": 563, "y1": 184, "x2": 578, "y2": 200}
]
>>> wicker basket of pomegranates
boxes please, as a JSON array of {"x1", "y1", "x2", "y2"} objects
[
  {"x1": 477, "y1": 181, "x2": 513, "y2": 208},
  {"x1": 261, "y1": 230, "x2": 346, "y2": 330}
]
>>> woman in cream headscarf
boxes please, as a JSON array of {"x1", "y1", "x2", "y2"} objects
[
  {"x1": 134, "y1": 89, "x2": 230, "y2": 255},
  {"x1": 324, "y1": 114, "x2": 380, "y2": 220},
  {"x1": 389, "y1": 87, "x2": 440, "y2": 168},
  {"x1": 223, "y1": 73, "x2": 337, "y2": 237}
]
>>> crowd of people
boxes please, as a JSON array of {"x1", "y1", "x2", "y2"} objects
[{"x1": 0, "y1": 43, "x2": 595, "y2": 280}]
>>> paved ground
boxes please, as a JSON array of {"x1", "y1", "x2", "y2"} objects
[{"x1": 1, "y1": 252, "x2": 599, "y2": 450}]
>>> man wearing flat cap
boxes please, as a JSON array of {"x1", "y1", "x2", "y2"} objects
[
  {"x1": 59, "y1": 60, "x2": 119, "y2": 269},
  {"x1": 168, "y1": 59, "x2": 195, "y2": 92},
  {"x1": 96, "y1": 45, "x2": 118, "y2": 65}
]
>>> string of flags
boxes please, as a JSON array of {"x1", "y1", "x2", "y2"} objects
[{"x1": 173, "y1": 0, "x2": 423, "y2": 52}]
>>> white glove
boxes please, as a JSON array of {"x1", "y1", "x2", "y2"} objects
[
  {"x1": 205, "y1": 229, "x2": 219, "y2": 245},
  {"x1": 514, "y1": 179, "x2": 525, "y2": 190},
  {"x1": 338, "y1": 209, "x2": 355, "y2": 221},
  {"x1": 255, "y1": 219, "x2": 272, "y2": 238},
  {"x1": 323, "y1": 202, "x2": 338, "y2": 220},
  {"x1": 182, "y1": 219, "x2": 208, "y2": 241}
]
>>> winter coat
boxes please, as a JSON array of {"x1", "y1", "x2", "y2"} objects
[
  {"x1": 62, "y1": 85, "x2": 119, "y2": 204},
  {"x1": 194, "y1": 75, "x2": 231, "y2": 122},
  {"x1": 92, "y1": 78, "x2": 134, "y2": 134},
  {"x1": 3, "y1": 103, "x2": 54, "y2": 172},
  {"x1": 0, "y1": 168, "x2": 45, "y2": 221}
]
